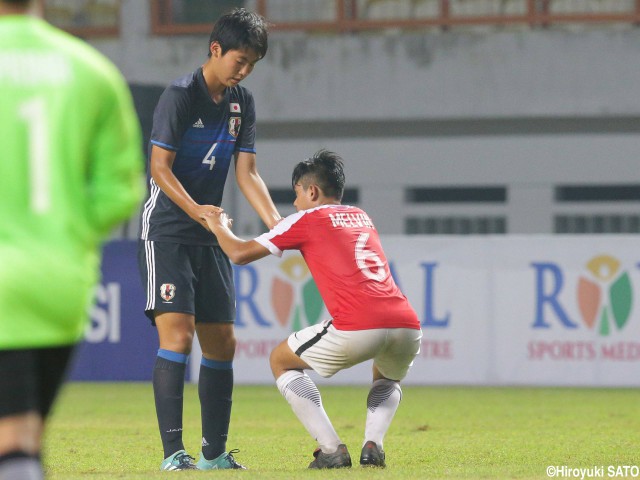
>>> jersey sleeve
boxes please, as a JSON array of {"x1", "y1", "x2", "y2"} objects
[
  {"x1": 235, "y1": 89, "x2": 256, "y2": 154},
  {"x1": 150, "y1": 85, "x2": 191, "y2": 152},
  {"x1": 254, "y1": 210, "x2": 308, "y2": 257},
  {"x1": 87, "y1": 67, "x2": 145, "y2": 238}
]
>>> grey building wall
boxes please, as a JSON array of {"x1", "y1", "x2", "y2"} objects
[{"x1": 92, "y1": 1, "x2": 640, "y2": 237}]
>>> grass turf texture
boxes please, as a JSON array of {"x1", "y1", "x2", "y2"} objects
[{"x1": 44, "y1": 383, "x2": 640, "y2": 479}]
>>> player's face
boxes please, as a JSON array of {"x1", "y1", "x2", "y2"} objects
[{"x1": 211, "y1": 43, "x2": 261, "y2": 87}]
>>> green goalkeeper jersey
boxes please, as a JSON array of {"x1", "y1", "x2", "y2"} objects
[{"x1": 0, "y1": 15, "x2": 144, "y2": 349}]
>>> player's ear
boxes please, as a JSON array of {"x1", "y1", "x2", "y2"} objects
[
  {"x1": 209, "y1": 42, "x2": 221, "y2": 58},
  {"x1": 309, "y1": 184, "x2": 320, "y2": 201}
]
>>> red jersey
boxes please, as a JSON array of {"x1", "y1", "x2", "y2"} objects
[{"x1": 255, "y1": 205, "x2": 420, "y2": 331}]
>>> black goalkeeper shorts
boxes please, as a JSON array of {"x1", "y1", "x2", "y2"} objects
[{"x1": 0, "y1": 345, "x2": 74, "y2": 418}]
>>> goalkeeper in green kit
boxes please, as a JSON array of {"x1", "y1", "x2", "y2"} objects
[{"x1": 0, "y1": 1, "x2": 144, "y2": 478}]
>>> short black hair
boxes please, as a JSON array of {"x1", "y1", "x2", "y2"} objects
[
  {"x1": 292, "y1": 150, "x2": 345, "y2": 201},
  {"x1": 208, "y1": 8, "x2": 268, "y2": 59}
]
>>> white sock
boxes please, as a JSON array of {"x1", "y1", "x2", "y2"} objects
[
  {"x1": 0, "y1": 457, "x2": 43, "y2": 480},
  {"x1": 363, "y1": 379, "x2": 402, "y2": 449},
  {"x1": 276, "y1": 370, "x2": 341, "y2": 453}
]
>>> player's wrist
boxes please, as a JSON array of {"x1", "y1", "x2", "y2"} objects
[{"x1": 185, "y1": 202, "x2": 202, "y2": 220}]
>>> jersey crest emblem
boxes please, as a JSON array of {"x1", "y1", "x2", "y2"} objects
[
  {"x1": 160, "y1": 283, "x2": 176, "y2": 302},
  {"x1": 228, "y1": 117, "x2": 241, "y2": 137}
]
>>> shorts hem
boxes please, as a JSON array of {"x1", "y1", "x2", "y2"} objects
[
  {"x1": 144, "y1": 309, "x2": 235, "y2": 326},
  {"x1": 145, "y1": 308, "x2": 195, "y2": 326}
]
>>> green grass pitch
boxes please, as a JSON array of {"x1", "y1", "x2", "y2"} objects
[{"x1": 44, "y1": 383, "x2": 640, "y2": 479}]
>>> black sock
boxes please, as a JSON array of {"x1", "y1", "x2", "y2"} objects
[
  {"x1": 153, "y1": 350, "x2": 188, "y2": 458},
  {"x1": 199, "y1": 358, "x2": 233, "y2": 460}
]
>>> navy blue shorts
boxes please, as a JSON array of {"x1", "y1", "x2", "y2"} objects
[
  {"x1": 0, "y1": 346, "x2": 74, "y2": 418},
  {"x1": 138, "y1": 240, "x2": 235, "y2": 325}
]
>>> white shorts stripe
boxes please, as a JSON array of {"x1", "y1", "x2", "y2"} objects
[
  {"x1": 141, "y1": 178, "x2": 160, "y2": 240},
  {"x1": 144, "y1": 240, "x2": 155, "y2": 311}
]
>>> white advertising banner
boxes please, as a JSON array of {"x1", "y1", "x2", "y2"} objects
[
  {"x1": 492, "y1": 237, "x2": 640, "y2": 386},
  {"x1": 188, "y1": 235, "x2": 640, "y2": 387}
]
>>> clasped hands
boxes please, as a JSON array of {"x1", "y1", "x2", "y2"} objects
[{"x1": 198, "y1": 206, "x2": 233, "y2": 232}]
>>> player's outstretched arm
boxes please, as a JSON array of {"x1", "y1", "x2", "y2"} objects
[
  {"x1": 150, "y1": 145, "x2": 222, "y2": 231},
  {"x1": 203, "y1": 211, "x2": 270, "y2": 265}
]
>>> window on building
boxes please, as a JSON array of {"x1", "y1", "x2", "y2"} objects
[
  {"x1": 268, "y1": 188, "x2": 295, "y2": 205},
  {"x1": 555, "y1": 214, "x2": 640, "y2": 234},
  {"x1": 44, "y1": 0, "x2": 120, "y2": 36},
  {"x1": 555, "y1": 184, "x2": 640, "y2": 202},
  {"x1": 269, "y1": 187, "x2": 359, "y2": 205},
  {"x1": 150, "y1": 0, "x2": 640, "y2": 34},
  {"x1": 151, "y1": 0, "x2": 244, "y2": 34},
  {"x1": 259, "y1": 0, "x2": 336, "y2": 23},
  {"x1": 406, "y1": 216, "x2": 507, "y2": 235},
  {"x1": 406, "y1": 186, "x2": 507, "y2": 203}
]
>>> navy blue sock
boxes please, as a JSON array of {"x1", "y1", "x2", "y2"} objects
[
  {"x1": 199, "y1": 357, "x2": 233, "y2": 460},
  {"x1": 153, "y1": 349, "x2": 188, "y2": 459}
]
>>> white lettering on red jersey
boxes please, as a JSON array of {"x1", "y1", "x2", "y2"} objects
[{"x1": 255, "y1": 205, "x2": 420, "y2": 331}]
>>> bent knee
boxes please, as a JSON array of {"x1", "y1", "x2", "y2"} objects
[{"x1": 269, "y1": 340, "x2": 306, "y2": 378}]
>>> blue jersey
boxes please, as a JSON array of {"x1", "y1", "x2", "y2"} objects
[{"x1": 141, "y1": 68, "x2": 256, "y2": 245}]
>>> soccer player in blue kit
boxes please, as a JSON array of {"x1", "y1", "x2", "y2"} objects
[{"x1": 138, "y1": 8, "x2": 281, "y2": 471}]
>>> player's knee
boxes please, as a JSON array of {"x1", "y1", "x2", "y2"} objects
[
  {"x1": 223, "y1": 336, "x2": 237, "y2": 358},
  {"x1": 269, "y1": 342, "x2": 289, "y2": 377},
  {"x1": 0, "y1": 413, "x2": 42, "y2": 456},
  {"x1": 200, "y1": 335, "x2": 236, "y2": 360},
  {"x1": 180, "y1": 331, "x2": 195, "y2": 350},
  {"x1": 164, "y1": 331, "x2": 194, "y2": 353},
  {"x1": 268, "y1": 348, "x2": 279, "y2": 375},
  {"x1": 218, "y1": 328, "x2": 236, "y2": 352}
]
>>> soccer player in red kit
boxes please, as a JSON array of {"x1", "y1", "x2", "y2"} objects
[{"x1": 203, "y1": 150, "x2": 422, "y2": 469}]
